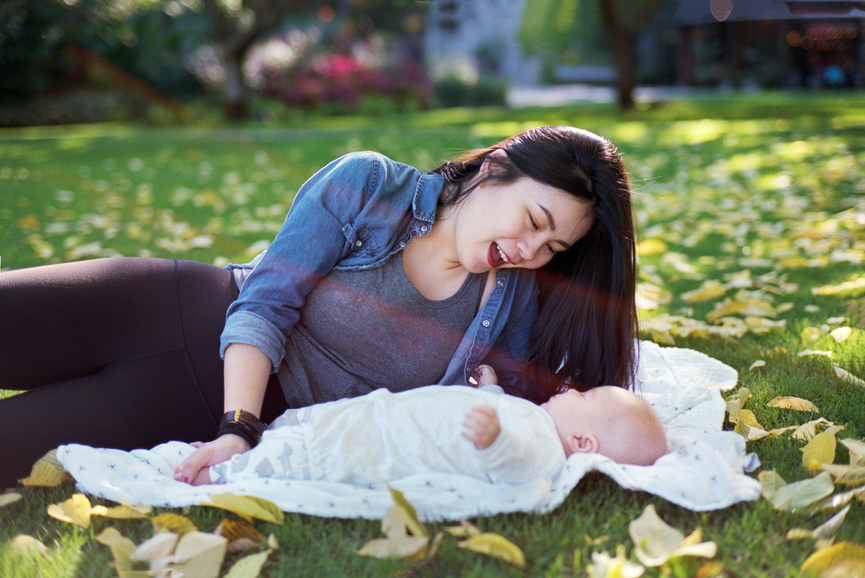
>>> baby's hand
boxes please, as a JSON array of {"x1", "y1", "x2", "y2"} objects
[
  {"x1": 468, "y1": 364, "x2": 498, "y2": 387},
  {"x1": 462, "y1": 404, "x2": 500, "y2": 450}
]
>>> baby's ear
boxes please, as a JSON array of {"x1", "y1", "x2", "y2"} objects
[{"x1": 566, "y1": 434, "x2": 599, "y2": 456}]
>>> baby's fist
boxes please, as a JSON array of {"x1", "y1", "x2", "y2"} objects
[{"x1": 461, "y1": 404, "x2": 500, "y2": 449}]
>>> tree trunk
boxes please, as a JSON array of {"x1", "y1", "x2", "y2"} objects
[
  {"x1": 598, "y1": 0, "x2": 663, "y2": 110},
  {"x1": 609, "y1": 29, "x2": 638, "y2": 109},
  {"x1": 222, "y1": 49, "x2": 248, "y2": 121}
]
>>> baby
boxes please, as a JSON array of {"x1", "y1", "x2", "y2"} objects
[{"x1": 182, "y1": 366, "x2": 667, "y2": 487}]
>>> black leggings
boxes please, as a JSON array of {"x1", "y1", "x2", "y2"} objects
[{"x1": 0, "y1": 257, "x2": 286, "y2": 488}]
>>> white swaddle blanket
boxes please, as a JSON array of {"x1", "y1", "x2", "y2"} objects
[{"x1": 57, "y1": 342, "x2": 762, "y2": 521}]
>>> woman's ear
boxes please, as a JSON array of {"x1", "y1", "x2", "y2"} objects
[
  {"x1": 479, "y1": 149, "x2": 508, "y2": 178},
  {"x1": 565, "y1": 434, "x2": 599, "y2": 456}
]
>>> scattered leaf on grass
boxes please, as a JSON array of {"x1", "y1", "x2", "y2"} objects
[
  {"x1": 841, "y1": 439, "x2": 865, "y2": 466},
  {"x1": 749, "y1": 360, "x2": 766, "y2": 371},
  {"x1": 759, "y1": 471, "x2": 835, "y2": 512},
  {"x1": 444, "y1": 520, "x2": 481, "y2": 538},
  {"x1": 357, "y1": 505, "x2": 429, "y2": 561},
  {"x1": 457, "y1": 533, "x2": 527, "y2": 568},
  {"x1": 0, "y1": 493, "x2": 22, "y2": 508},
  {"x1": 223, "y1": 549, "x2": 271, "y2": 578},
  {"x1": 18, "y1": 449, "x2": 74, "y2": 487},
  {"x1": 793, "y1": 419, "x2": 844, "y2": 441},
  {"x1": 834, "y1": 366, "x2": 865, "y2": 387},
  {"x1": 587, "y1": 545, "x2": 645, "y2": 578},
  {"x1": 47, "y1": 493, "x2": 95, "y2": 528},
  {"x1": 99, "y1": 501, "x2": 152, "y2": 520},
  {"x1": 768, "y1": 396, "x2": 820, "y2": 412},
  {"x1": 682, "y1": 280, "x2": 727, "y2": 303},
  {"x1": 800, "y1": 541, "x2": 865, "y2": 577},
  {"x1": 726, "y1": 387, "x2": 752, "y2": 414},
  {"x1": 153, "y1": 512, "x2": 198, "y2": 535},
  {"x1": 133, "y1": 531, "x2": 228, "y2": 578},
  {"x1": 9, "y1": 535, "x2": 48, "y2": 557},
  {"x1": 829, "y1": 327, "x2": 852, "y2": 343},
  {"x1": 628, "y1": 504, "x2": 716, "y2": 567},
  {"x1": 802, "y1": 431, "x2": 838, "y2": 470},
  {"x1": 787, "y1": 505, "x2": 851, "y2": 541},
  {"x1": 817, "y1": 465, "x2": 865, "y2": 486},
  {"x1": 96, "y1": 527, "x2": 150, "y2": 578},
  {"x1": 215, "y1": 519, "x2": 264, "y2": 553},
  {"x1": 388, "y1": 486, "x2": 427, "y2": 538},
  {"x1": 204, "y1": 494, "x2": 284, "y2": 524},
  {"x1": 798, "y1": 350, "x2": 833, "y2": 358}
]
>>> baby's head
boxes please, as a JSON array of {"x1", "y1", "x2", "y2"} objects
[{"x1": 540, "y1": 386, "x2": 666, "y2": 466}]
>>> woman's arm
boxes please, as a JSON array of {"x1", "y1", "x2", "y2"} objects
[{"x1": 174, "y1": 343, "x2": 272, "y2": 483}]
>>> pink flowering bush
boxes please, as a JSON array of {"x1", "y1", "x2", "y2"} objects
[{"x1": 262, "y1": 53, "x2": 431, "y2": 114}]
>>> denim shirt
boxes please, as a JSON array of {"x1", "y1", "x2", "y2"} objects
[{"x1": 221, "y1": 151, "x2": 540, "y2": 400}]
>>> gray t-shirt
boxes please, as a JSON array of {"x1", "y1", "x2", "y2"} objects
[{"x1": 277, "y1": 252, "x2": 485, "y2": 407}]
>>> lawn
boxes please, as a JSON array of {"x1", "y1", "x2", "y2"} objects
[{"x1": 1, "y1": 92, "x2": 864, "y2": 577}]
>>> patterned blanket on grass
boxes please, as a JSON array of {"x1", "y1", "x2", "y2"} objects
[{"x1": 57, "y1": 341, "x2": 761, "y2": 521}]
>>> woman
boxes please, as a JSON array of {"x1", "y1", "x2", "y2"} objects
[{"x1": 0, "y1": 126, "x2": 636, "y2": 488}]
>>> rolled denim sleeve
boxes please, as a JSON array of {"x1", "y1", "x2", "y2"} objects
[{"x1": 220, "y1": 153, "x2": 380, "y2": 369}]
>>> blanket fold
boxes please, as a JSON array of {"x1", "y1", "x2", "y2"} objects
[{"x1": 57, "y1": 342, "x2": 762, "y2": 520}]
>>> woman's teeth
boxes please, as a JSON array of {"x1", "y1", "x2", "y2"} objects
[{"x1": 497, "y1": 245, "x2": 509, "y2": 264}]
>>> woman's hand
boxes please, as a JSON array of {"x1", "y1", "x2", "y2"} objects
[
  {"x1": 174, "y1": 434, "x2": 250, "y2": 485},
  {"x1": 462, "y1": 404, "x2": 500, "y2": 450}
]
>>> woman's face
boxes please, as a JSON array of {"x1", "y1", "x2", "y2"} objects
[{"x1": 451, "y1": 176, "x2": 595, "y2": 274}]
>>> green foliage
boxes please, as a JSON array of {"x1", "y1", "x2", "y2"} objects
[{"x1": 433, "y1": 75, "x2": 508, "y2": 108}]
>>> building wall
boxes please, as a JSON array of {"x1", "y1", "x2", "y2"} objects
[{"x1": 423, "y1": 0, "x2": 539, "y2": 85}]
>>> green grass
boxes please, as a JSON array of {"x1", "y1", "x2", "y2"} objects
[{"x1": 1, "y1": 91, "x2": 864, "y2": 577}]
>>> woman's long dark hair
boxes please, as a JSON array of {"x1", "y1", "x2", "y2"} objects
[{"x1": 433, "y1": 126, "x2": 637, "y2": 399}]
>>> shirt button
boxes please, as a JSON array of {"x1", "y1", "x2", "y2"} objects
[
  {"x1": 399, "y1": 241, "x2": 407, "y2": 248},
  {"x1": 420, "y1": 225, "x2": 429, "y2": 233},
  {"x1": 496, "y1": 279, "x2": 504, "y2": 287},
  {"x1": 482, "y1": 319, "x2": 491, "y2": 328},
  {"x1": 354, "y1": 240, "x2": 363, "y2": 248}
]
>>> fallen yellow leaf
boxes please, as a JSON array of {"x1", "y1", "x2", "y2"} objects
[
  {"x1": 47, "y1": 494, "x2": 94, "y2": 529},
  {"x1": 834, "y1": 366, "x2": 865, "y2": 387},
  {"x1": 214, "y1": 519, "x2": 263, "y2": 545},
  {"x1": 767, "y1": 396, "x2": 820, "y2": 413},
  {"x1": 8, "y1": 535, "x2": 48, "y2": 557},
  {"x1": 800, "y1": 541, "x2": 865, "y2": 576},
  {"x1": 829, "y1": 327, "x2": 852, "y2": 343},
  {"x1": 204, "y1": 494, "x2": 284, "y2": 524},
  {"x1": 356, "y1": 533, "x2": 429, "y2": 561},
  {"x1": 222, "y1": 549, "x2": 271, "y2": 578},
  {"x1": 803, "y1": 431, "x2": 838, "y2": 470},
  {"x1": 817, "y1": 464, "x2": 865, "y2": 486},
  {"x1": 787, "y1": 505, "x2": 851, "y2": 541},
  {"x1": 98, "y1": 501, "x2": 151, "y2": 520},
  {"x1": 628, "y1": 504, "x2": 717, "y2": 568},
  {"x1": 153, "y1": 512, "x2": 198, "y2": 535},
  {"x1": 749, "y1": 360, "x2": 766, "y2": 371},
  {"x1": 587, "y1": 545, "x2": 645, "y2": 578},
  {"x1": 18, "y1": 449, "x2": 73, "y2": 487},
  {"x1": 682, "y1": 280, "x2": 727, "y2": 303},
  {"x1": 841, "y1": 439, "x2": 865, "y2": 466},
  {"x1": 96, "y1": 527, "x2": 150, "y2": 578},
  {"x1": 0, "y1": 493, "x2": 22, "y2": 508},
  {"x1": 759, "y1": 470, "x2": 835, "y2": 512},
  {"x1": 457, "y1": 533, "x2": 527, "y2": 568}
]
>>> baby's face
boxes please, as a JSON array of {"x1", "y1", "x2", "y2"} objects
[
  {"x1": 541, "y1": 386, "x2": 666, "y2": 465},
  {"x1": 540, "y1": 387, "x2": 614, "y2": 431}
]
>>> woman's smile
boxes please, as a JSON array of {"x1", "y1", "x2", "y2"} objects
[{"x1": 488, "y1": 242, "x2": 512, "y2": 268}]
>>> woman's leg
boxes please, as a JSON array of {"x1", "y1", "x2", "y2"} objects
[{"x1": 0, "y1": 258, "x2": 238, "y2": 487}]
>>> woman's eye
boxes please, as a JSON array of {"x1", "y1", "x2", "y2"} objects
[{"x1": 529, "y1": 215, "x2": 539, "y2": 230}]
